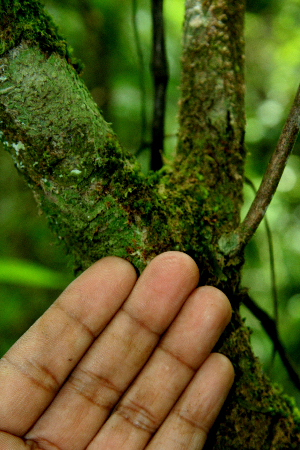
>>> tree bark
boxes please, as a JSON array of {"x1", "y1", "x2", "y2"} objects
[{"x1": 1, "y1": 1, "x2": 300, "y2": 448}]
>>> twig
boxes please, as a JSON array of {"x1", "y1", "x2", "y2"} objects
[
  {"x1": 150, "y1": 0, "x2": 169, "y2": 171},
  {"x1": 245, "y1": 177, "x2": 279, "y2": 326},
  {"x1": 245, "y1": 177, "x2": 279, "y2": 369},
  {"x1": 234, "y1": 84, "x2": 300, "y2": 255},
  {"x1": 243, "y1": 294, "x2": 300, "y2": 392}
]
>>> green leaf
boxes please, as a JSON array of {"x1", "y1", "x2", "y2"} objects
[{"x1": 0, "y1": 258, "x2": 73, "y2": 289}]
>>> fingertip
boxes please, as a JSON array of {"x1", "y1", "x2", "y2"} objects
[
  {"x1": 148, "y1": 251, "x2": 200, "y2": 287},
  {"x1": 54, "y1": 256, "x2": 138, "y2": 338},
  {"x1": 189, "y1": 352, "x2": 235, "y2": 431},
  {"x1": 100, "y1": 256, "x2": 138, "y2": 297},
  {"x1": 209, "y1": 352, "x2": 235, "y2": 386},
  {"x1": 91, "y1": 255, "x2": 137, "y2": 277},
  {"x1": 197, "y1": 286, "x2": 232, "y2": 326},
  {"x1": 152, "y1": 250, "x2": 199, "y2": 270},
  {"x1": 123, "y1": 252, "x2": 200, "y2": 335},
  {"x1": 66, "y1": 256, "x2": 137, "y2": 295},
  {"x1": 94, "y1": 256, "x2": 138, "y2": 284}
]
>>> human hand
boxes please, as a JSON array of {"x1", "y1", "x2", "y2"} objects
[{"x1": 0, "y1": 252, "x2": 234, "y2": 450}]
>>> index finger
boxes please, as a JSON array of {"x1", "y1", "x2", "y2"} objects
[{"x1": 0, "y1": 256, "x2": 137, "y2": 436}]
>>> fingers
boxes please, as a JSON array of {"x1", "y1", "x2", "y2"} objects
[
  {"x1": 25, "y1": 252, "x2": 200, "y2": 450},
  {"x1": 0, "y1": 256, "x2": 137, "y2": 435},
  {"x1": 0, "y1": 250, "x2": 233, "y2": 450},
  {"x1": 0, "y1": 432, "x2": 44, "y2": 450},
  {"x1": 85, "y1": 286, "x2": 232, "y2": 450},
  {"x1": 146, "y1": 353, "x2": 234, "y2": 450},
  {"x1": 0, "y1": 359, "x2": 233, "y2": 450}
]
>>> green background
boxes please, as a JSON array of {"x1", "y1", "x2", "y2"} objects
[{"x1": 1, "y1": 0, "x2": 300, "y2": 406}]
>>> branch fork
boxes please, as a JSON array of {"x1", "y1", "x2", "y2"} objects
[{"x1": 219, "y1": 83, "x2": 300, "y2": 257}]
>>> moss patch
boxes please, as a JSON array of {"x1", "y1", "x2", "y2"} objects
[{"x1": 0, "y1": 0, "x2": 82, "y2": 71}]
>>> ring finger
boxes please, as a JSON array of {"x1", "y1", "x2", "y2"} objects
[{"x1": 146, "y1": 353, "x2": 234, "y2": 450}]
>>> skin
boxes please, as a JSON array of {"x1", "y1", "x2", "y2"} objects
[{"x1": 0, "y1": 251, "x2": 234, "y2": 450}]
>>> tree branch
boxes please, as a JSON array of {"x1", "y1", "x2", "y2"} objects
[
  {"x1": 239, "y1": 84, "x2": 300, "y2": 246},
  {"x1": 0, "y1": 42, "x2": 166, "y2": 274},
  {"x1": 0, "y1": 40, "x2": 226, "y2": 279},
  {"x1": 243, "y1": 294, "x2": 300, "y2": 392},
  {"x1": 150, "y1": 0, "x2": 168, "y2": 171},
  {"x1": 245, "y1": 177, "x2": 279, "y2": 327},
  {"x1": 175, "y1": 0, "x2": 246, "y2": 250},
  {"x1": 222, "y1": 84, "x2": 300, "y2": 257}
]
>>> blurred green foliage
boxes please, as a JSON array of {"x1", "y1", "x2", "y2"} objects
[
  {"x1": 0, "y1": 259, "x2": 73, "y2": 288},
  {"x1": 0, "y1": 0, "x2": 300, "y2": 405},
  {"x1": 242, "y1": 0, "x2": 300, "y2": 406}
]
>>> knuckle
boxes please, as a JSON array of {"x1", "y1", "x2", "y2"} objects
[
  {"x1": 115, "y1": 399, "x2": 160, "y2": 434},
  {"x1": 68, "y1": 367, "x2": 121, "y2": 410}
]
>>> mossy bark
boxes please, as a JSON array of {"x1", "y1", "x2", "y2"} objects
[{"x1": 1, "y1": 0, "x2": 300, "y2": 448}]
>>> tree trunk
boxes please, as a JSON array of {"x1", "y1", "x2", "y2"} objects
[{"x1": 1, "y1": 1, "x2": 300, "y2": 448}]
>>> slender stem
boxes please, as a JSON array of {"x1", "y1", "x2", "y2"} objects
[
  {"x1": 245, "y1": 178, "x2": 279, "y2": 326},
  {"x1": 243, "y1": 294, "x2": 300, "y2": 392},
  {"x1": 245, "y1": 177, "x2": 279, "y2": 369},
  {"x1": 237, "y1": 84, "x2": 300, "y2": 252},
  {"x1": 150, "y1": 0, "x2": 168, "y2": 171}
]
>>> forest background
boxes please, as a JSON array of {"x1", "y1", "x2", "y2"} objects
[{"x1": 0, "y1": 0, "x2": 300, "y2": 410}]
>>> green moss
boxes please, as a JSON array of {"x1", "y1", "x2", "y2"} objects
[
  {"x1": 177, "y1": 0, "x2": 246, "y2": 276},
  {"x1": 0, "y1": 0, "x2": 82, "y2": 71},
  {"x1": 0, "y1": 43, "x2": 166, "y2": 273},
  {"x1": 0, "y1": 41, "x2": 242, "y2": 283}
]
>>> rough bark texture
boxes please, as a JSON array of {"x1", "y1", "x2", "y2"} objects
[{"x1": 1, "y1": 0, "x2": 300, "y2": 448}]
